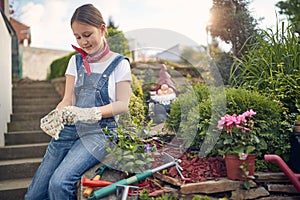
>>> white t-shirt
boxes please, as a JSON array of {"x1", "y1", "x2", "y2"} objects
[{"x1": 65, "y1": 53, "x2": 132, "y2": 103}]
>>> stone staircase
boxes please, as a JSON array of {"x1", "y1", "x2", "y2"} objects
[{"x1": 0, "y1": 79, "x2": 61, "y2": 199}]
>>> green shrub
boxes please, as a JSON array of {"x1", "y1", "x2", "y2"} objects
[
  {"x1": 131, "y1": 74, "x2": 144, "y2": 100},
  {"x1": 48, "y1": 52, "x2": 76, "y2": 79},
  {"x1": 127, "y1": 92, "x2": 145, "y2": 124},
  {"x1": 119, "y1": 75, "x2": 145, "y2": 127},
  {"x1": 166, "y1": 85, "x2": 289, "y2": 167},
  {"x1": 165, "y1": 84, "x2": 210, "y2": 132}
]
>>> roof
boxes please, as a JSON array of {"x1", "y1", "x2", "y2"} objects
[
  {"x1": 155, "y1": 44, "x2": 206, "y2": 62},
  {"x1": 10, "y1": 17, "x2": 31, "y2": 45}
]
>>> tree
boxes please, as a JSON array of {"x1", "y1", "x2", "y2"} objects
[
  {"x1": 276, "y1": 0, "x2": 300, "y2": 33},
  {"x1": 107, "y1": 16, "x2": 119, "y2": 29},
  {"x1": 207, "y1": 0, "x2": 259, "y2": 57},
  {"x1": 105, "y1": 16, "x2": 130, "y2": 57}
]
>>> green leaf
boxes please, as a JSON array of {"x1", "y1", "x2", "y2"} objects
[
  {"x1": 123, "y1": 161, "x2": 134, "y2": 169},
  {"x1": 123, "y1": 155, "x2": 135, "y2": 160},
  {"x1": 135, "y1": 160, "x2": 145, "y2": 165}
]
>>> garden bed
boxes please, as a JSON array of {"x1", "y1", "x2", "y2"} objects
[{"x1": 79, "y1": 135, "x2": 300, "y2": 199}]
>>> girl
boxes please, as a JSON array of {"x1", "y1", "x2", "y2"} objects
[{"x1": 25, "y1": 4, "x2": 132, "y2": 199}]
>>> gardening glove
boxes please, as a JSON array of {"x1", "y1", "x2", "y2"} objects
[
  {"x1": 40, "y1": 109, "x2": 64, "y2": 140},
  {"x1": 61, "y1": 106, "x2": 102, "y2": 125}
]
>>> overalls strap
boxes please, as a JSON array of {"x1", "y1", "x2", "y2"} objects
[
  {"x1": 75, "y1": 54, "x2": 82, "y2": 71},
  {"x1": 96, "y1": 54, "x2": 129, "y2": 89}
]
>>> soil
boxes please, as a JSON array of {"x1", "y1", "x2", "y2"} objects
[{"x1": 135, "y1": 138, "x2": 227, "y2": 195}]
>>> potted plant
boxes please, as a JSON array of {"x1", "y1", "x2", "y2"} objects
[{"x1": 217, "y1": 109, "x2": 259, "y2": 185}]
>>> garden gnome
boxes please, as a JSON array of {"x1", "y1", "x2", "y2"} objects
[
  {"x1": 150, "y1": 64, "x2": 176, "y2": 94},
  {"x1": 149, "y1": 64, "x2": 177, "y2": 124}
]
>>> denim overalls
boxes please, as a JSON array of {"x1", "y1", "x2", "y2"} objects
[{"x1": 25, "y1": 54, "x2": 127, "y2": 200}]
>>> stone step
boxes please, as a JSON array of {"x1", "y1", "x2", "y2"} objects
[
  {"x1": 13, "y1": 87, "x2": 58, "y2": 94},
  {"x1": 0, "y1": 143, "x2": 48, "y2": 160},
  {"x1": 0, "y1": 80, "x2": 56, "y2": 199},
  {"x1": 8, "y1": 120, "x2": 41, "y2": 132},
  {"x1": 10, "y1": 112, "x2": 47, "y2": 121},
  {"x1": 12, "y1": 104, "x2": 55, "y2": 113},
  {"x1": 5, "y1": 130, "x2": 51, "y2": 145},
  {"x1": 13, "y1": 80, "x2": 54, "y2": 89},
  {"x1": 0, "y1": 158, "x2": 42, "y2": 181},
  {"x1": 0, "y1": 178, "x2": 31, "y2": 200},
  {"x1": 13, "y1": 97, "x2": 60, "y2": 106},
  {"x1": 12, "y1": 91, "x2": 59, "y2": 99}
]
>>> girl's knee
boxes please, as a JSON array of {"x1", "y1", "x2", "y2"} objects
[
  {"x1": 48, "y1": 174, "x2": 62, "y2": 192},
  {"x1": 48, "y1": 171, "x2": 77, "y2": 199}
]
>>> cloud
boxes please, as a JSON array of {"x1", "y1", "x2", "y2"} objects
[
  {"x1": 19, "y1": 1, "x2": 72, "y2": 50},
  {"x1": 16, "y1": 0, "x2": 282, "y2": 51},
  {"x1": 18, "y1": 0, "x2": 122, "y2": 50},
  {"x1": 116, "y1": 0, "x2": 212, "y2": 47}
]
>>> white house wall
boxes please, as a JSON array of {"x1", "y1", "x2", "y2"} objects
[{"x1": 0, "y1": 13, "x2": 12, "y2": 146}]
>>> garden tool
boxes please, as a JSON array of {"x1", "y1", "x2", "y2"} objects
[
  {"x1": 88, "y1": 152, "x2": 184, "y2": 200},
  {"x1": 83, "y1": 165, "x2": 109, "y2": 197},
  {"x1": 82, "y1": 178, "x2": 113, "y2": 188},
  {"x1": 116, "y1": 185, "x2": 139, "y2": 200}
]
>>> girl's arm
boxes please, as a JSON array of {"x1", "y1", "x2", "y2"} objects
[
  {"x1": 99, "y1": 81, "x2": 131, "y2": 118},
  {"x1": 56, "y1": 75, "x2": 75, "y2": 110},
  {"x1": 57, "y1": 80, "x2": 131, "y2": 124}
]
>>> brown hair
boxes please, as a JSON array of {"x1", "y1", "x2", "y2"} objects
[{"x1": 71, "y1": 4, "x2": 106, "y2": 28}]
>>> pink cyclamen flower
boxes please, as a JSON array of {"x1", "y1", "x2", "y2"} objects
[
  {"x1": 225, "y1": 114, "x2": 239, "y2": 127},
  {"x1": 237, "y1": 114, "x2": 246, "y2": 124},
  {"x1": 244, "y1": 127, "x2": 251, "y2": 132},
  {"x1": 241, "y1": 153, "x2": 248, "y2": 159},
  {"x1": 218, "y1": 117, "x2": 225, "y2": 129},
  {"x1": 243, "y1": 109, "x2": 257, "y2": 118}
]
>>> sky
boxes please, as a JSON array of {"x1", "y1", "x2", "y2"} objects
[{"x1": 10, "y1": 0, "x2": 286, "y2": 52}]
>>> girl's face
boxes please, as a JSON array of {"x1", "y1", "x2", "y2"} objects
[{"x1": 72, "y1": 21, "x2": 105, "y2": 55}]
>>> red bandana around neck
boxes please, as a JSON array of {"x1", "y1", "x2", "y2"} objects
[{"x1": 72, "y1": 42, "x2": 110, "y2": 76}]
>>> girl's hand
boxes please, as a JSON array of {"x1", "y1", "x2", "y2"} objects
[
  {"x1": 40, "y1": 109, "x2": 64, "y2": 140},
  {"x1": 56, "y1": 99, "x2": 72, "y2": 110},
  {"x1": 61, "y1": 106, "x2": 102, "y2": 125}
]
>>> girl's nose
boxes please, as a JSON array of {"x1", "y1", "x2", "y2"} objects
[{"x1": 82, "y1": 39, "x2": 88, "y2": 45}]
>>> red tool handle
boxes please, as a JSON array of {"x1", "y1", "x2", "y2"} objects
[
  {"x1": 82, "y1": 178, "x2": 113, "y2": 187},
  {"x1": 83, "y1": 175, "x2": 101, "y2": 197}
]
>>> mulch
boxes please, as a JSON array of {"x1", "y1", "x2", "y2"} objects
[{"x1": 135, "y1": 139, "x2": 227, "y2": 195}]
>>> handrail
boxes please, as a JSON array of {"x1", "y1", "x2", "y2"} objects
[{"x1": 264, "y1": 154, "x2": 300, "y2": 192}]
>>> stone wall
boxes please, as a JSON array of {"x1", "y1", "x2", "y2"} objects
[{"x1": 20, "y1": 46, "x2": 71, "y2": 80}]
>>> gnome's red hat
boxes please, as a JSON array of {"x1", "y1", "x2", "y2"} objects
[{"x1": 150, "y1": 64, "x2": 176, "y2": 92}]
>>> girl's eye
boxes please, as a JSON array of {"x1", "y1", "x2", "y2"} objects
[{"x1": 83, "y1": 33, "x2": 91, "y2": 38}]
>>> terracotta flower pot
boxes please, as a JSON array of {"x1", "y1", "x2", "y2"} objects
[{"x1": 225, "y1": 154, "x2": 256, "y2": 181}]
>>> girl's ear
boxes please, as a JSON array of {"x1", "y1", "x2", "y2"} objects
[
  {"x1": 101, "y1": 24, "x2": 108, "y2": 38},
  {"x1": 101, "y1": 24, "x2": 107, "y2": 33}
]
